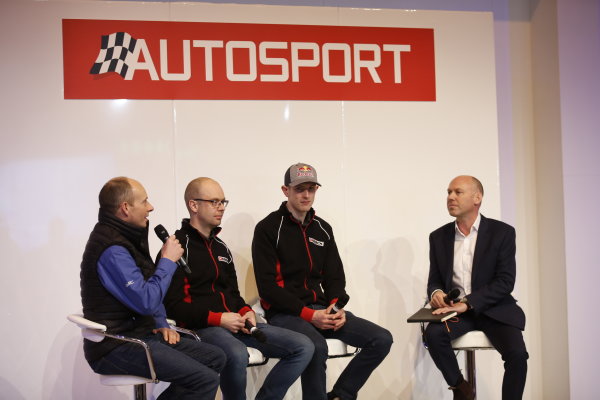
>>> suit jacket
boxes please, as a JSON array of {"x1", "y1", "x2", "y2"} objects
[{"x1": 427, "y1": 215, "x2": 525, "y2": 330}]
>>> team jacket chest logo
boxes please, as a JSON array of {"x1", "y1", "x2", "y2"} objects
[
  {"x1": 218, "y1": 256, "x2": 230, "y2": 263},
  {"x1": 308, "y1": 237, "x2": 324, "y2": 246}
]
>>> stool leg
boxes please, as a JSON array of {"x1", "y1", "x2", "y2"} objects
[
  {"x1": 465, "y1": 350, "x2": 476, "y2": 399},
  {"x1": 134, "y1": 383, "x2": 147, "y2": 400}
]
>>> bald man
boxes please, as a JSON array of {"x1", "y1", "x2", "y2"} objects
[
  {"x1": 80, "y1": 177, "x2": 225, "y2": 400},
  {"x1": 163, "y1": 177, "x2": 313, "y2": 400},
  {"x1": 425, "y1": 176, "x2": 528, "y2": 400}
]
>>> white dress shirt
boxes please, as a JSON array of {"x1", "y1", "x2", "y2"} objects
[{"x1": 452, "y1": 213, "x2": 481, "y2": 298}]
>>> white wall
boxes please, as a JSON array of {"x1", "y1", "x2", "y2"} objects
[
  {"x1": 0, "y1": 1, "x2": 552, "y2": 399},
  {"x1": 556, "y1": 0, "x2": 600, "y2": 398}
]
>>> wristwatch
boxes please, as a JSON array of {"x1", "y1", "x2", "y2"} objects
[{"x1": 460, "y1": 297, "x2": 472, "y2": 310}]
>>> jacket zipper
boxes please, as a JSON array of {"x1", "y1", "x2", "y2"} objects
[
  {"x1": 204, "y1": 237, "x2": 231, "y2": 312},
  {"x1": 297, "y1": 220, "x2": 317, "y2": 303}
]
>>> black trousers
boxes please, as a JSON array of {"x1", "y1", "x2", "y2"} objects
[{"x1": 424, "y1": 311, "x2": 528, "y2": 400}]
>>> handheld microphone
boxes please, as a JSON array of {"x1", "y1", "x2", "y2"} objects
[
  {"x1": 329, "y1": 294, "x2": 350, "y2": 314},
  {"x1": 443, "y1": 288, "x2": 461, "y2": 304},
  {"x1": 244, "y1": 320, "x2": 267, "y2": 343},
  {"x1": 154, "y1": 224, "x2": 191, "y2": 274}
]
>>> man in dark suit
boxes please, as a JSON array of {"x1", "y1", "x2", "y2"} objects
[{"x1": 425, "y1": 175, "x2": 528, "y2": 400}]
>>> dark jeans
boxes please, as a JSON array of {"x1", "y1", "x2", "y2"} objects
[
  {"x1": 198, "y1": 324, "x2": 314, "y2": 400},
  {"x1": 424, "y1": 311, "x2": 528, "y2": 400},
  {"x1": 89, "y1": 333, "x2": 226, "y2": 400},
  {"x1": 269, "y1": 306, "x2": 393, "y2": 400}
]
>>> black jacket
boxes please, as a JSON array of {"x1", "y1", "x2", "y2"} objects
[
  {"x1": 163, "y1": 219, "x2": 251, "y2": 329},
  {"x1": 427, "y1": 215, "x2": 526, "y2": 330},
  {"x1": 252, "y1": 202, "x2": 348, "y2": 320}
]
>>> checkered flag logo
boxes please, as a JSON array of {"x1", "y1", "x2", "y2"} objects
[{"x1": 90, "y1": 32, "x2": 137, "y2": 78}]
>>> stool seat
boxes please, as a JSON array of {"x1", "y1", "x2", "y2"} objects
[
  {"x1": 67, "y1": 313, "x2": 158, "y2": 400},
  {"x1": 327, "y1": 338, "x2": 355, "y2": 358},
  {"x1": 100, "y1": 375, "x2": 154, "y2": 386},
  {"x1": 451, "y1": 330, "x2": 494, "y2": 350},
  {"x1": 250, "y1": 300, "x2": 359, "y2": 360},
  {"x1": 248, "y1": 347, "x2": 268, "y2": 366}
]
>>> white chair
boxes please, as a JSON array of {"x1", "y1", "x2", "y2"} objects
[
  {"x1": 68, "y1": 314, "x2": 200, "y2": 400},
  {"x1": 251, "y1": 300, "x2": 359, "y2": 360},
  {"x1": 451, "y1": 330, "x2": 495, "y2": 399},
  {"x1": 247, "y1": 346, "x2": 269, "y2": 366}
]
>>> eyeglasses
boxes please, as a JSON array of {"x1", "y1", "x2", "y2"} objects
[
  {"x1": 291, "y1": 185, "x2": 319, "y2": 194},
  {"x1": 194, "y1": 199, "x2": 229, "y2": 208}
]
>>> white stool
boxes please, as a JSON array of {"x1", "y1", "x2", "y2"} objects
[
  {"x1": 251, "y1": 300, "x2": 359, "y2": 360},
  {"x1": 247, "y1": 347, "x2": 269, "y2": 366},
  {"x1": 451, "y1": 330, "x2": 494, "y2": 399},
  {"x1": 67, "y1": 314, "x2": 157, "y2": 400},
  {"x1": 68, "y1": 314, "x2": 202, "y2": 400}
]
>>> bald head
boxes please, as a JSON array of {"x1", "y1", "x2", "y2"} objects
[
  {"x1": 185, "y1": 177, "x2": 226, "y2": 236},
  {"x1": 446, "y1": 175, "x2": 484, "y2": 222},
  {"x1": 185, "y1": 177, "x2": 223, "y2": 213},
  {"x1": 451, "y1": 175, "x2": 484, "y2": 196}
]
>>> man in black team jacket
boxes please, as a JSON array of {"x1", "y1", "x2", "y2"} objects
[
  {"x1": 163, "y1": 177, "x2": 313, "y2": 400},
  {"x1": 252, "y1": 163, "x2": 393, "y2": 400},
  {"x1": 80, "y1": 177, "x2": 225, "y2": 400},
  {"x1": 425, "y1": 176, "x2": 528, "y2": 400}
]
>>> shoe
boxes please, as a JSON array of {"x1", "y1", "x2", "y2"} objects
[{"x1": 449, "y1": 378, "x2": 474, "y2": 400}]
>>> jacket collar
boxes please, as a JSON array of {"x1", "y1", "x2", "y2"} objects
[
  {"x1": 471, "y1": 214, "x2": 489, "y2": 282},
  {"x1": 278, "y1": 201, "x2": 315, "y2": 226},
  {"x1": 98, "y1": 209, "x2": 150, "y2": 258},
  {"x1": 180, "y1": 218, "x2": 222, "y2": 241}
]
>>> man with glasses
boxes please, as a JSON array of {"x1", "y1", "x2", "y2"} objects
[
  {"x1": 252, "y1": 163, "x2": 393, "y2": 400},
  {"x1": 163, "y1": 177, "x2": 314, "y2": 400},
  {"x1": 80, "y1": 177, "x2": 226, "y2": 400}
]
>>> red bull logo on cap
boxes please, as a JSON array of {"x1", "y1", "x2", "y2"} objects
[{"x1": 297, "y1": 165, "x2": 314, "y2": 177}]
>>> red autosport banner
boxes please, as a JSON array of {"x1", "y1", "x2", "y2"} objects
[{"x1": 62, "y1": 19, "x2": 436, "y2": 100}]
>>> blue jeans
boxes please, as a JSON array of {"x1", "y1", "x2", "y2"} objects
[
  {"x1": 89, "y1": 333, "x2": 226, "y2": 400},
  {"x1": 269, "y1": 306, "x2": 393, "y2": 400},
  {"x1": 197, "y1": 324, "x2": 314, "y2": 400}
]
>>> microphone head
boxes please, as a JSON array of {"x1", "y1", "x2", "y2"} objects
[
  {"x1": 252, "y1": 329, "x2": 267, "y2": 343},
  {"x1": 245, "y1": 320, "x2": 267, "y2": 343},
  {"x1": 448, "y1": 288, "x2": 460, "y2": 300},
  {"x1": 154, "y1": 224, "x2": 169, "y2": 242},
  {"x1": 444, "y1": 288, "x2": 461, "y2": 303}
]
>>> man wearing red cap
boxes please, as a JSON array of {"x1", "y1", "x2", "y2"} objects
[{"x1": 252, "y1": 163, "x2": 393, "y2": 400}]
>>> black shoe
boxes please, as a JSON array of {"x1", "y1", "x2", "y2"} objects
[
  {"x1": 327, "y1": 391, "x2": 341, "y2": 400},
  {"x1": 449, "y1": 378, "x2": 474, "y2": 400}
]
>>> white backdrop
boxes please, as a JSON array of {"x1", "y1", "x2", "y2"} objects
[{"x1": 0, "y1": 1, "x2": 503, "y2": 399}]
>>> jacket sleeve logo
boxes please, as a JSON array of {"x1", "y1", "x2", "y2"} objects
[{"x1": 218, "y1": 256, "x2": 231, "y2": 263}]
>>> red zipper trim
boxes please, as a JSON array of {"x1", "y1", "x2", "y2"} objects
[
  {"x1": 275, "y1": 260, "x2": 284, "y2": 287},
  {"x1": 183, "y1": 277, "x2": 192, "y2": 304},
  {"x1": 204, "y1": 237, "x2": 231, "y2": 312}
]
